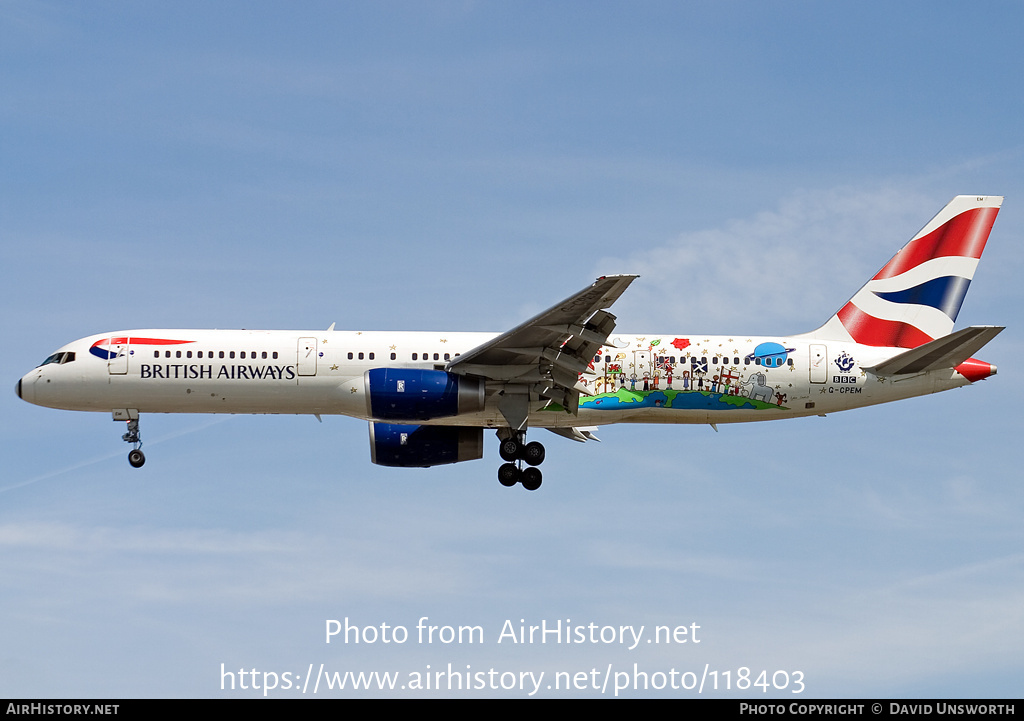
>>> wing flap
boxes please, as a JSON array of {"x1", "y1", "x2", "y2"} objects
[{"x1": 546, "y1": 426, "x2": 601, "y2": 443}]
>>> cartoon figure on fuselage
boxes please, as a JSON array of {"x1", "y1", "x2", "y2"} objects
[{"x1": 16, "y1": 196, "x2": 1005, "y2": 492}]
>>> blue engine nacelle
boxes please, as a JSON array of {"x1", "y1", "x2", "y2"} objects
[
  {"x1": 365, "y1": 368, "x2": 485, "y2": 421},
  {"x1": 369, "y1": 423, "x2": 484, "y2": 467}
]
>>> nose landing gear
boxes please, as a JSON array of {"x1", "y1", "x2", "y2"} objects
[
  {"x1": 496, "y1": 432, "x2": 545, "y2": 490},
  {"x1": 122, "y1": 419, "x2": 145, "y2": 468}
]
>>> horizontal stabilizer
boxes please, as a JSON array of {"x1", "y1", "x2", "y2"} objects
[{"x1": 865, "y1": 325, "x2": 1004, "y2": 377}]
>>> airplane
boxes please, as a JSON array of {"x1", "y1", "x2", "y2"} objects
[{"x1": 16, "y1": 195, "x2": 1004, "y2": 491}]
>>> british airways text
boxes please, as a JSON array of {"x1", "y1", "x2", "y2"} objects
[{"x1": 140, "y1": 364, "x2": 297, "y2": 380}]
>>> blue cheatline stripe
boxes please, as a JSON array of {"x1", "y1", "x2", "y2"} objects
[{"x1": 872, "y1": 275, "x2": 971, "y2": 321}]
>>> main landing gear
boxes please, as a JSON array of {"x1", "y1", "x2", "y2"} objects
[
  {"x1": 496, "y1": 432, "x2": 546, "y2": 491},
  {"x1": 122, "y1": 419, "x2": 145, "y2": 468}
]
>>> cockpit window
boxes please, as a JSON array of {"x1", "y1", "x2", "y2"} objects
[{"x1": 39, "y1": 351, "x2": 76, "y2": 367}]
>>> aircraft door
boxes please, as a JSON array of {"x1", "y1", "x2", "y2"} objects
[
  {"x1": 809, "y1": 344, "x2": 827, "y2": 383},
  {"x1": 108, "y1": 337, "x2": 128, "y2": 375},
  {"x1": 298, "y1": 337, "x2": 318, "y2": 376}
]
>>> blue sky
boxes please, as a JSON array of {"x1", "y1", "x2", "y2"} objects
[{"x1": 2, "y1": 1, "x2": 1023, "y2": 698}]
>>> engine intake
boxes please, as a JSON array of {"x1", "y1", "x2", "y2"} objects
[{"x1": 365, "y1": 368, "x2": 485, "y2": 421}]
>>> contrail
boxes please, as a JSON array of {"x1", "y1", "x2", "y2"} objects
[{"x1": 0, "y1": 416, "x2": 234, "y2": 494}]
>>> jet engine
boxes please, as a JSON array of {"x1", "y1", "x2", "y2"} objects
[
  {"x1": 369, "y1": 423, "x2": 484, "y2": 467},
  {"x1": 365, "y1": 368, "x2": 485, "y2": 421}
]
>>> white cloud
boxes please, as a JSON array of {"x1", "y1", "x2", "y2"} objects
[{"x1": 595, "y1": 186, "x2": 938, "y2": 334}]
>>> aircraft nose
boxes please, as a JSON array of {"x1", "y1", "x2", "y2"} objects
[{"x1": 16, "y1": 373, "x2": 35, "y2": 404}]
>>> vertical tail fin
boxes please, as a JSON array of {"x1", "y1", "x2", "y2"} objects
[{"x1": 810, "y1": 195, "x2": 1002, "y2": 348}]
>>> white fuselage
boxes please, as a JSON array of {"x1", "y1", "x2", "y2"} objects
[{"x1": 18, "y1": 328, "x2": 974, "y2": 429}]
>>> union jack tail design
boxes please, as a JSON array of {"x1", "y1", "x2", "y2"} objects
[{"x1": 811, "y1": 195, "x2": 1002, "y2": 348}]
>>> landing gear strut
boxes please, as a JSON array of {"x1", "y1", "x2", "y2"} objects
[
  {"x1": 496, "y1": 431, "x2": 545, "y2": 490},
  {"x1": 122, "y1": 419, "x2": 145, "y2": 468}
]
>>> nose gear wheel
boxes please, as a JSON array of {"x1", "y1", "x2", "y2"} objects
[{"x1": 122, "y1": 419, "x2": 145, "y2": 468}]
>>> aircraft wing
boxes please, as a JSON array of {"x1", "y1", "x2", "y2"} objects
[
  {"x1": 864, "y1": 325, "x2": 1004, "y2": 377},
  {"x1": 447, "y1": 274, "x2": 638, "y2": 426}
]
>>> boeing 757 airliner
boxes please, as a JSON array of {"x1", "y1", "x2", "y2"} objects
[{"x1": 17, "y1": 196, "x2": 1004, "y2": 490}]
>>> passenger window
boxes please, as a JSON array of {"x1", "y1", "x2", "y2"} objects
[
  {"x1": 369, "y1": 352, "x2": 375, "y2": 360},
  {"x1": 391, "y1": 353, "x2": 396, "y2": 360},
  {"x1": 262, "y1": 351, "x2": 267, "y2": 359},
  {"x1": 348, "y1": 352, "x2": 353, "y2": 360},
  {"x1": 272, "y1": 352, "x2": 278, "y2": 359},
  {"x1": 433, "y1": 353, "x2": 439, "y2": 361},
  {"x1": 176, "y1": 351, "x2": 181, "y2": 358},
  {"x1": 358, "y1": 352, "x2": 364, "y2": 360},
  {"x1": 187, "y1": 351, "x2": 192, "y2": 358},
  {"x1": 444, "y1": 353, "x2": 450, "y2": 361},
  {"x1": 229, "y1": 351, "x2": 235, "y2": 359},
  {"x1": 219, "y1": 351, "x2": 225, "y2": 359},
  {"x1": 154, "y1": 351, "x2": 160, "y2": 358},
  {"x1": 412, "y1": 353, "x2": 418, "y2": 360}
]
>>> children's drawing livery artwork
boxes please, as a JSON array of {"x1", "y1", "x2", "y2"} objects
[{"x1": 571, "y1": 337, "x2": 800, "y2": 413}]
